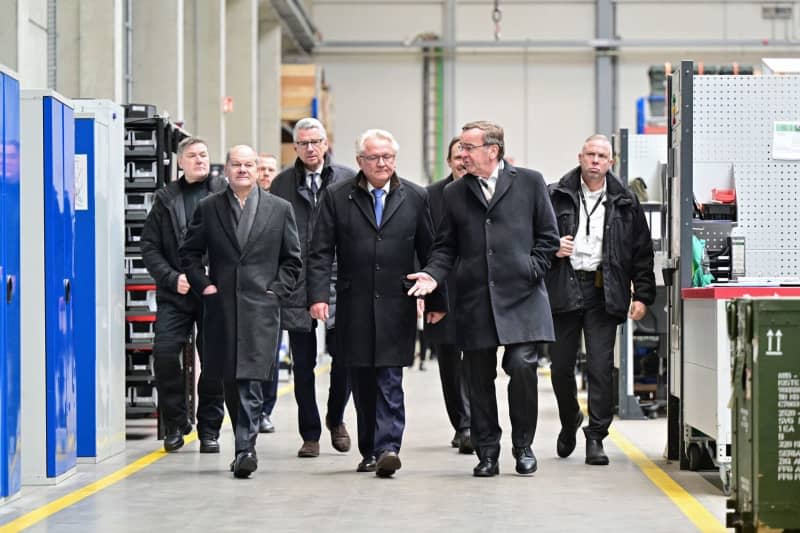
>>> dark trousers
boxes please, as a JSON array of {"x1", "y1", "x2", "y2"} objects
[
  {"x1": 152, "y1": 301, "x2": 224, "y2": 438},
  {"x1": 550, "y1": 277, "x2": 618, "y2": 441},
  {"x1": 435, "y1": 343, "x2": 470, "y2": 432},
  {"x1": 289, "y1": 328, "x2": 351, "y2": 441},
  {"x1": 463, "y1": 343, "x2": 539, "y2": 460},
  {"x1": 224, "y1": 379, "x2": 264, "y2": 454},
  {"x1": 350, "y1": 366, "x2": 404, "y2": 459},
  {"x1": 260, "y1": 343, "x2": 281, "y2": 416}
]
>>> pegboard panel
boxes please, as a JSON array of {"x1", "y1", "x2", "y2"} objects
[{"x1": 693, "y1": 75, "x2": 800, "y2": 278}]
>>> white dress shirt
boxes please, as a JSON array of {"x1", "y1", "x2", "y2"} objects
[{"x1": 569, "y1": 179, "x2": 606, "y2": 272}]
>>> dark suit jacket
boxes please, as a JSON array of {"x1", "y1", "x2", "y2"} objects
[
  {"x1": 423, "y1": 175, "x2": 458, "y2": 345},
  {"x1": 424, "y1": 162, "x2": 560, "y2": 350},
  {"x1": 307, "y1": 173, "x2": 446, "y2": 367},
  {"x1": 180, "y1": 187, "x2": 302, "y2": 380}
]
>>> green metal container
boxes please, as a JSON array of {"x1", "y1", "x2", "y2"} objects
[{"x1": 727, "y1": 298, "x2": 800, "y2": 532}]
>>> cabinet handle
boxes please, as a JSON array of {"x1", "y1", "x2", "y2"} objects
[
  {"x1": 64, "y1": 279, "x2": 72, "y2": 304},
  {"x1": 5, "y1": 276, "x2": 12, "y2": 303}
]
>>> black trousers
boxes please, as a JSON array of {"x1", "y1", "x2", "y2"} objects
[
  {"x1": 350, "y1": 366, "x2": 405, "y2": 459},
  {"x1": 550, "y1": 277, "x2": 618, "y2": 441},
  {"x1": 435, "y1": 343, "x2": 470, "y2": 432},
  {"x1": 289, "y1": 328, "x2": 351, "y2": 441},
  {"x1": 152, "y1": 301, "x2": 224, "y2": 438},
  {"x1": 463, "y1": 343, "x2": 539, "y2": 460},
  {"x1": 224, "y1": 379, "x2": 264, "y2": 454}
]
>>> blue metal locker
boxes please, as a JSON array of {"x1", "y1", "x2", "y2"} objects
[
  {"x1": 0, "y1": 66, "x2": 21, "y2": 500},
  {"x1": 21, "y1": 90, "x2": 77, "y2": 484}
]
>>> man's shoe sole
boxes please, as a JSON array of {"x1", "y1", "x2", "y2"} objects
[
  {"x1": 233, "y1": 455, "x2": 258, "y2": 478},
  {"x1": 376, "y1": 453, "x2": 401, "y2": 477},
  {"x1": 200, "y1": 442, "x2": 220, "y2": 453},
  {"x1": 163, "y1": 438, "x2": 184, "y2": 453}
]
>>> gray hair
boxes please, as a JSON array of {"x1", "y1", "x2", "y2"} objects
[
  {"x1": 177, "y1": 136, "x2": 208, "y2": 159},
  {"x1": 355, "y1": 129, "x2": 400, "y2": 155},
  {"x1": 293, "y1": 117, "x2": 327, "y2": 142},
  {"x1": 583, "y1": 133, "x2": 614, "y2": 158},
  {"x1": 461, "y1": 121, "x2": 504, "y2": 160}
]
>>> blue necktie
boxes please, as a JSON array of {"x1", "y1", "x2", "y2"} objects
[
  {"x1": 372, "y1": 189, "x2": 385, "y2": 226},
  {"x1": 309, "y1": 173, "x2": 319, "y2": 205}
]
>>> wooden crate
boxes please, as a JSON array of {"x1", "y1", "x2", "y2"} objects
[{"x1": 281, "y1": 64, "x2": 318, "y2": 122}]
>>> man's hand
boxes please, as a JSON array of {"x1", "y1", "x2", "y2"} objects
[
  {"x1": 406, "y1": 272, "x2": 438, "y2": 297},
  {"x1": 629, "y1": 301, "x2": 646, "y2": 321},
  {"x1": 202, "y1": 284, "x2": 218, "y2": 295},
  {"x1": 556, "y1": 235, "x2": 574, "y2": 258},
  {"x1": 177, "y1": 273, "x2": 191, "y2": 295},
  {"x1": 416, "y1": 298, "x2": 425, "y2": 319},
  {"x1": 310, "y1": 302, "x2": 329, "y2": 321},
  {"x1": 426, "y1": 311, "x2": 446, "y2": 324}
]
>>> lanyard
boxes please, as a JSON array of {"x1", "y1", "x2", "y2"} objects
[{"x1": 578, "y1": 187, "x2": 604, "y2": 237}]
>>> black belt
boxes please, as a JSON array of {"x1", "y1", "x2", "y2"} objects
[{"x1": 574, "y1": 270, "x2": 597, "y2": 281}]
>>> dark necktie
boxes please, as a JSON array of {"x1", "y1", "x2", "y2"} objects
[
  {"x1": 480, "y1": 177, "x2": 494, "y2": 200},
  {"x1": 309, "y1": 173, "x2": 319, "y2": 205},
  {"x1": 372, "y1": 189, "x2": 385, "y2": 226}
]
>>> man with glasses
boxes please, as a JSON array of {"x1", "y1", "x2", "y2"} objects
[
  {"x1": 141, "y1": 137, "x2": 227, "y2": 454},
  {"x1": 307, "y1": 129, "x2": 446, "y2": 477},
  {"x1": 270, "y1": 118, "x2": 355, "y2": 458},
  {"x1": 181, "y1": 144, "x2": 302, "y2": 478},
  {"x1": 408, "y1": 121, "x2": 560, "y2": 477}
]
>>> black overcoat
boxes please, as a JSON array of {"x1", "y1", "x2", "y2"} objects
[
  {"x1": 423, "y1": 175, "x2": 458, "y2": 345},
  {"x1": 180, "y1": 188, "x2": 302, "y2": 381},
  {"x1": 307, "y1": 173, "x2": 447, "y2": 368},
  {"x1": 424, "y1": 162, "x2": 561, "y2": 351}
]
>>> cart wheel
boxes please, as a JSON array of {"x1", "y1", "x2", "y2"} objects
[{"x1": 687, "y1": 443, "x2": 703, "y2": 471}]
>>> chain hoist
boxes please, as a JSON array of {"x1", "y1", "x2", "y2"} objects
[{"x1": 492, "y1": 0, "x2": 502, "y2": 41}]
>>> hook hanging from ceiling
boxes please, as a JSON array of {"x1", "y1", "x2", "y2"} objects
[{"x1": 492, "y1": 0, "x2": 502, "y2": 41}]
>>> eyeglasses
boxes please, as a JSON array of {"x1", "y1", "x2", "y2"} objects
[
  {"x1": 295, "y1": 139, "x2": 325, "y2": 148},
  {"x1": 458, "y1": 143, "x2": 489, "y2": 153},
  {"x1": 359, "y1": 154, "x2": 396, "y2": 163}
]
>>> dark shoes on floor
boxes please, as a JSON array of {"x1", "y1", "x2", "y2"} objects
[
  {"x1": 258, "y1": 414, "x2": 275, "y2": 434},
  {"x1": 163, "y1": 423, "x2": 192, "y2": 452},
  {"x1": 557, "y1": 411, "x2": 585, "y2": 458},
  {"x1": 357, "y1": 455, "x2": 377, "y2": 473},
  {"x1": 375, "y1": 451, "x2": 401, "y2": 478},
  {"x1": 585, "y1": 438, "x2": 610, "y2": 465},
  {"x1": 473, "y1": 457, "x2": 499, "y2": 477},
  {"x1": 232, "y1": 451, "x2": 258, "y2": 478},
  {"x1": 451, "y1": 429, "x2": 474, "y2": 455},
  {"x1": 327, "y1": 420, "x2": 351, "y2": 453},
  {"x1": 297, "y1": 440, "x2": 320, "y2": 458},
  {"x1": 199, "y1": 437, "x2": 220, "y2": 454},
  {"x1": 512, "y1": 446, "x2": 538, "y2": 475}
]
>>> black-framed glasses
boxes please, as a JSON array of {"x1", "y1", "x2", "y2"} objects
[
  {"x1": 359, "y1": 154, "x2": 396, "y2": 163},
  {"x1": 458, "y1": 143, "x2": 489, "y2": 153},
  {"x1": 296, "y1": 139, "x2": 325, "y2": 148}
]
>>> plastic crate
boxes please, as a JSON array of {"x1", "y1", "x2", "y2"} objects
[
  {"x1": 125, "y1": 255, "x2": 148, "y2": 277},
  {"x1": 125, "y1": 221, "x2": 144, "y2": 248},
  {"x1": 125, "y1": 191, "x2": 154, "y2": 214},
  {"x1": 125, "y1": 160, "x2": 159, "y2": 190},
  {"x1": 126, "y1": 313, "x2": 156, "y2": 343},
  {"x1": 125, "y1": 284, "x2": 157, "y2": 311}
]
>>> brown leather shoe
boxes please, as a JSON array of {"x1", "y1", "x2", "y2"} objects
[
  {"x1": 328, "y1": 422, "x2": 351, "y2": 453},
  {"x1": 297, "y1": 440, "x2": 320, "y2": 458}
]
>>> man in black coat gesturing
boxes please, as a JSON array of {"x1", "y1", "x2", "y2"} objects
[
  {"x1": 181, "y1": 145, "x2": 302, "y2": 478},
  {"x1": 408, "y1": 120, "x2": 561, "y2": 477},
  {"x1": 545, "y1": 134, "x2": 654, "y2": 466},
  {"x1": 140, "y1": 137, "x2": 227, "y2": 453},
  {"x1": 307, "y1": 129, "x2": 446, "y2": 478},
  {"x1": 270, "y1": 117, "x2": 355, "y2": 457}
]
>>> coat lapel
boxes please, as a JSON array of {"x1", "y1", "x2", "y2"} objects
[
  {"x1": 465, "y1": 175, "x2": 489, "y2": 208},
  {"x1": 487, "y1": 164, "x2": 515, "y2": 211},
  {"x1": 350, "y1": 186, "x2": 379, "y2": 231},
  {"x1": 380, "y1": 184, "x2": 406, "y2": 227},
  {"x1": 213, "y1": 192, "x2": 242, "y2": 254},
  {"x1": 241, "y1": 190, "x2": 276, "y2": 258}
]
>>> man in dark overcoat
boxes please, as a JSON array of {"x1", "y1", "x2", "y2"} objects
[
  {"x1": 180, "y1": 145, "x2": 302, "y2": 479},
  {"x1": 141, "y1": 137, "x2": 226, "y2": 454},
  {"x1": 270, "y1": 117, "x2": 355, "y2": 457},
  {"x1": 307, "y1": 129, "x2": 447, "y2": 478},
  {"x1": 424, "y1": 137, "x2": 472, "y2": 454},
  {"x1": 408, "y1": 120, "x2": 560, "y2": 477}
]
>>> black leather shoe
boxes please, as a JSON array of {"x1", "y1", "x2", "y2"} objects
[
  {"x1": 458, "y1": 430, "x2": 474, "y2": 455},
  {"x1": 376, "y1": 451, "x2": 401, "y2": 478},
  {"x1": 557, "y1": 411, "x2": 585, "y2": 458},
  {"x1": 473, "y1": 457, "x2": 499, "y2": 477},
  {"x1": 259, "y1": 414, "x2": 275, "y2": 433},
  {"x1": 585, "y1": 438, "x2": 610, "y2": 465},
  {"x1": 450, "y1": 430, "x2": 461, "y2": 448},
  {"x1": 199, "y1": 438, "x2": 220, "y2": 453},
  {"x1": 233, "y1": 451, "x2": 258, "y2": 478},
  {"x1": 163, "y1": 423, "x2": 192, "y2": 452},
  {"x1": 356, "y1": 456, "x2": 377, "y2": 473},
  {"x1": 512, "y1": 446, "x2": 538, "y2": 475}
]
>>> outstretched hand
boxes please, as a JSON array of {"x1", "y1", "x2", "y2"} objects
[{"x1": 406, "y1": 272, "x2": 438, "y2": 297}]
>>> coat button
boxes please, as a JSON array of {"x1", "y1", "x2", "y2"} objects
[
  {"x1": 377, "y1": 235, "x2": 382, "y2": 241},
  {"x1": 488, "y1": 249, "x2": 493, "y2": 255},
  {"x1": 375, "y1": 265, "x2": 380, "y2": 271},
  {"x1": 375, "y1": 293, "x2": 380, "y2": 299},
  {"x1": 489, "y1": 281, "x2": 495, "y2": 287},
  {"x1": 485, "y1": 219, "x2": 491, "y2": 225}
]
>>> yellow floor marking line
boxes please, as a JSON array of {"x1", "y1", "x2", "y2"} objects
[
  {"x1": 0, "y1": 361, "x2": 332, "y2": 531},
  {"x1": 608, "y1": 428, "x2": 727, "y2": 533}
]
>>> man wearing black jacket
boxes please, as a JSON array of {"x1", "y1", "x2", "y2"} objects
[
  {"x1": 545, "y1": 134, "x2": 655, "y2": 466},
  {"x1": 270, "y1": 118, "x2": 355, "y2": 458},
  {"x1": 141, "y1": 137, "x2": 227, "y2": 453}
]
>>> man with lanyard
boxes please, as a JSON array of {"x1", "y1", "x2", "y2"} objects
[{"x1": 545, "y1": 134, "x2": 655, "y2": 465}]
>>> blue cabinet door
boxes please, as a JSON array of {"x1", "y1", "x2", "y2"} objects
[
  {"x1": 0, "y1": 71, "x2": 21, "y2": 498},
  {"x1": 43, "y1": 97, "x2": 77, "y2": 478}
]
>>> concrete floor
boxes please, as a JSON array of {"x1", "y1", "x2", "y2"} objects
[{"x1": 0, "y1": 359, "x2": 728, "y2": 532}]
